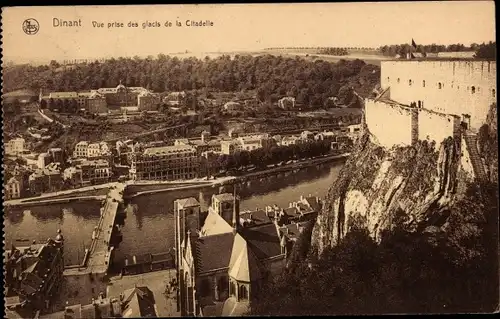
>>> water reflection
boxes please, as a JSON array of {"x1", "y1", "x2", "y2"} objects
[{"x1": 5, "y1": 161, "x2": 344, "y2": 267}]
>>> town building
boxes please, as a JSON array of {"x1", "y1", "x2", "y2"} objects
[
  {"x1": 138, "y1": 90, "x2": 160, "y2": 111},
  {"x1": 37, "y1": 285, "x2": 158, "y2": 319},
  {"x1": 4, "y1": 231, "x2": 65, "y2": 313},
  {"x1": 39, "y1": 83, "x2": 158, "y2": 113},
  {"x1": 5, "y1": 138, "x2": 26, "y2": 156},
  {"x1": 280, "y1": 135, "x2": 301, "y2": 146},
  {"x1": 48, "y1": 148, "x2": 64, "y2": 164},
  {"x1": 37, "y1": 153, "x2": 52, "y2": 169},
  {"x1": 176, "y1": 192, "x2": 287, "y2": 317},
  {"x1": 28, "y1": 163, "x2": 62, "y2": 195},
  {"x1": 314, "y1": 131, "x2": 336, "y2": 142},
  {"x1": 278, "y1": 96, "x2": 296, "y2": 109},
  {"x1": 5, "y1": 176, "x2": 23, "y2": 199},
  {"x1": 73, "y1": 141, "x2": 111, "y2": 159},
  {"x1": 129, "y1": 145, "x2": 199, "y2": 181},
  {"x1": 73, "y1": 141, "x2": 89, "y2": 158},
  {"x1": 174, "y1": 131, "x2": 222, "y2": 156},
  {"x1": 223, "y1": 101, "x2": 243, "y2": 112},
  {"x1": 347, "y1": 124, "x2": 362, "y2": 142},
  {"x1": 68, "y1": 159, "x2": 111, "y2": 186},
  {"x1": 300, "y1": 130, "x2": 315, "y2": 140},
  {"x1": 164, "y1": 91, "x2": 187, "y2": 106}
]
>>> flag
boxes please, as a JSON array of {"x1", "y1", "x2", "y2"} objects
[{"x1": 412, "y1": 39, "x2": 417, "y2": 49}]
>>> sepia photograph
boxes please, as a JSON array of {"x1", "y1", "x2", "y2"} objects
[{"x1": 1, "y1": 2, "x2": 498, "y2": 318}]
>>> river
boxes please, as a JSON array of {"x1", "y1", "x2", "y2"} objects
[{"x1": 4, "y1": 160, "x2": 344, "y2": 266}]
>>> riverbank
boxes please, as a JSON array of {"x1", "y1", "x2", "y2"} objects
[
  {"x1": 4, "y1": 183, "x2": 115, "y2": 208},
  {"x1": 126, "y1": 152, "x2": 349, "y2": 198},
  {"x1": 4, "y1": 152, "x2": 350, "y2": 206}
]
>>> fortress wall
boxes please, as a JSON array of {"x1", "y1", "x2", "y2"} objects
[
  {"x1": 365, "y1": 99, "x2": 413, "y2": 148},
  {"x1": 418, "y1": 109, "x2": 460, "y2": 146},
  {"x1": 380, "y1": 60, "x2": 496, "y2": 130}
]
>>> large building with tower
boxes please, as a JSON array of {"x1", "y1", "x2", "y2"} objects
[
  {"x1": 39, "y1": 83, "x2": 160, "y2": 113},
  {"x1": 176, "y1": 193, "x2": 287, "y2": 316}
]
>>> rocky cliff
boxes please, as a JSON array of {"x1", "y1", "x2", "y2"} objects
[{"x1": 311, "y1": 125, "x2": 476, "y2": 255}]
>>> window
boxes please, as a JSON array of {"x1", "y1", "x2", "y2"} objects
[
  {"x1": 471, "y1": 86, "x2": 476, "y2": 94},
  {"x1": 230, "y1": 281, "x2": 236, "y2": 296},
  {"x1": 422, "y1": 80, "x2": 426, "y2": 87},
  {"x1": 387, "y1": 77, "x2": 390, "y2": 82},
  {"x1": 493, "y1": 89, "x2": 496, "y2": 98},
  {"x1": 409, "y1": 79, "x2": 412, "y2": 86},
  {"x1": 397, "y1": 78, "x2": 400, "y2": 84},
  {"x1": 438, "y1": 83, "x2": 442, "y2": 89},
  {"x1": 239, "y1": 285, "x2": 248, "y2": 300},
  {"x1": 200, "y1": 279, "x2": 211, "y2": 296}
]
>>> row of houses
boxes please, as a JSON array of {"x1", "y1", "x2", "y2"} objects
[{"x1": 129, "y1": 125, "x2": 361, "y2": 182}]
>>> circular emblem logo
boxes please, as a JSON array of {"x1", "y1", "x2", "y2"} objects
[{"x1": 22, "y1": 18, "x2": 39, "y2": 35}]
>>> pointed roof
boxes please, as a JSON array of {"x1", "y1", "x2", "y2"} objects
[
  {"x1": 192, "y1": 232, "x2": 234, "y2": 274},
  {"x1": 200, "y1": 211, "x2": 233, "y2": 237},
  {"x1": 228, "y1": 234, "x2": 262, "y2": 282},
  {"x1": 176, "y1": 197, "x2": 200, "y2": 209},
  {"x1": 121, "y1": 286, "x2": 157, "y2": 318}
]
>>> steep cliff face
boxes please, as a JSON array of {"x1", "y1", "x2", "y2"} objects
[{"x1": 312, "y1": 128, "x2": 470, "y2": 255}]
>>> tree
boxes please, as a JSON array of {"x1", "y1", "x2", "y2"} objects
[{"x1": 474, "y1": 41, "x2": 496, "y2": 59}]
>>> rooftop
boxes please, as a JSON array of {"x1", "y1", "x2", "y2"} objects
[
  {"x1": 212, "y1": 193, "x2": 235, "y2": 202},
  {"x1": 176, "y1": 197, "x2": 200, "y2": 208},
  {"x1": 193, "y1": 232, "x2": 234, "y2": 274},
  {"x1": 121, "y1": 286, "x2": 158, "y2": 318},
  {"x1": 239, "y1": 223, "x2": 282, "y2": 260},
  {"x1": 143, "y1": 145, "x2": 195, "y2": 156}
]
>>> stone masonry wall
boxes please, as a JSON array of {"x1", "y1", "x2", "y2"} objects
[{"x1": 380, "y1": 60, "x2": 496, "y2": 130}]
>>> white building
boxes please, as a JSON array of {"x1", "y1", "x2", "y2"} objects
[
  {"x1": 5, "y1": 138, "x2": 25, "y2": 156},
  {"x1": 281, "y1": 135, "x2": 300, "y2": 146},
  {"x1": 223, "y1": 102, "x2": 243, "y2": 112},
  {"x1": 73, "y1": 141, "x2": 89, "y2": 158},
  {"x1": 5, "y1": 177, "x2": 22, "y2": 199},
  {"x1": 278, "y1": 97, "x2": 296, "y2": 109}
]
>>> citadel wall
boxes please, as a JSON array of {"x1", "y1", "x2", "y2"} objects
[
  {"x1": 380, "y1": 60, "x2": 496, "y2": 130},
  {"x1": 364, "y1": 99, "x2": 414, "y2": 148},
  {"x1": 418, "y1": 108, "x2": 461, "y2": 145},
  {"x1": 365, "y1": 99, "x2": 461, "y2": 149}
]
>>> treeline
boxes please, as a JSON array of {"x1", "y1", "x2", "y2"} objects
[
  {"x1": 317, "y1": 47, "x2": 349, "y2": 56},
  {"x1": 378, "y1": 41, "x2": 496, "y2": 58},
  {"x1": 212, "y1": 139, "x2": 337, "y2": 172},
  {"x1": 264, "y1": 47, "x2": 377, "y2": 51},
  {"x1": 3, "y1": 55, "x2": 379, "y2": 108}
]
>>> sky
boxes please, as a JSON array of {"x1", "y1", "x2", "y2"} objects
[{"x1": 2, "y1": 2, "x2": 496, "y2": 64}]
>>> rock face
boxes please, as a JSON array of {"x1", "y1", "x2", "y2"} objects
[{"x1": 311, "y1": 127, "x2": 470, "y2": 255}]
